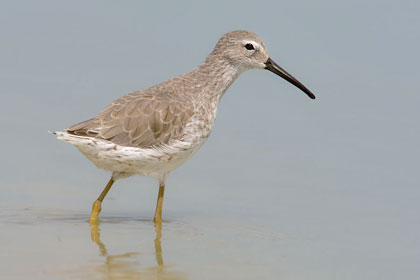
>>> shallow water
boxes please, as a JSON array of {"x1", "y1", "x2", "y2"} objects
[
  {"x1": 1, "y1": 207, "x2": 284, "y2": 280},
  {"x1": 1, "y1": 172, "x2": 419, "y2": 280},
  {"x1": 2, "y1": 1, "x2": 420, "y2": 279}
]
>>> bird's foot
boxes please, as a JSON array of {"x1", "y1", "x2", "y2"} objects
[
  {"x1": 89, "y1": 200, "x2": 102, "y2": 224},
  {"x1": 153, "y1": 216, "x2": 162, "y2": 224}
]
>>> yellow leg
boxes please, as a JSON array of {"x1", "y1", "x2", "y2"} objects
[
  {"x1": 89, "y1": 177, "x2": 115, "y2": 224},
  {"x1": 153, "y1": 184, "x2": 165, "y2": 223}
]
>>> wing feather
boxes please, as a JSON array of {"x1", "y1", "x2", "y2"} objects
[{"x1": 66, "y1": 91, "x2": 195, "y2": 148}]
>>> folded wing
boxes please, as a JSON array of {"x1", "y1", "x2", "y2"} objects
[{"x1": 67, "y1": 91, "x2": 195, "y2": 148}]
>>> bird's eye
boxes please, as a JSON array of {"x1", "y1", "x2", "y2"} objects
[{"x1": 245, "y1": 43, "x2": 255, "y2": 50}]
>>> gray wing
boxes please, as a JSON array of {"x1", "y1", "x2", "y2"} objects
[{"x1": 67, "y1": 91, "x2": 195, "y2": 148}]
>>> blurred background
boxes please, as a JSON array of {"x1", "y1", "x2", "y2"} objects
[{"x1": 1, "y1": 1, "x2": 419, "y2": 279}]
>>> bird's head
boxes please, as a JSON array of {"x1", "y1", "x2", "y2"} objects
[{"x1": 210, "y1": 30, "x2": 316, "y2": 99}]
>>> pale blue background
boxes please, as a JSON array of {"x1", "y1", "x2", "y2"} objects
[{"x1": 1, "y1": 1, "x2": 419, "y2": 279}]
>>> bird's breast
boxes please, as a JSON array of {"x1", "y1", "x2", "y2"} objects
[{"x1": 182, "y1": 102, "x2": 218, "y2": 144}]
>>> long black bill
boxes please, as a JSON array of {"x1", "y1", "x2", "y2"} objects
[{"x1": 265, "y1": 57, "x2": 316, "y2": 99}]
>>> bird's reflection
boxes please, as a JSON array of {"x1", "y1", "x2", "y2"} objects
[
  {"x1": 89, "y1": 221, "x2": 186, "y2": 280},
  {"x1": 154, "y1": 221, "x2": 164, "y2": 267}
]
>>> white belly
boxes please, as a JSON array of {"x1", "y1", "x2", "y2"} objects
[{"x1": 52, "y1": 131, "x2": 208, "y2": 179}]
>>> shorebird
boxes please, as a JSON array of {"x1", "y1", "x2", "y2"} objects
[{"x1": 51, "y1": 30, "x2": 315, "y2": 224}]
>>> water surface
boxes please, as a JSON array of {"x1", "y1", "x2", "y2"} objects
[{"x1": 1, "y1": 1, "x2": 420, "y2": 279}]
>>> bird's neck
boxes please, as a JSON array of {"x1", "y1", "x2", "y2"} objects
[{"x1": 190, "y1": 55, "x2": 244, "y2": 102}]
